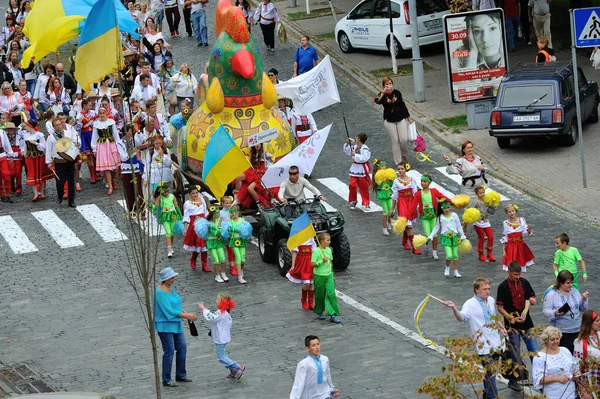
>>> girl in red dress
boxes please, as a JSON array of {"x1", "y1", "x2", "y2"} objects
[
  {"x1": 391, "y1": 162, "x2": 421, "y2": 255},
  {"x1": 182, "y1": 185, "x2": 210, "y2": 272},
  {"x1": 286, "y1": 238, "x2": 317, "y2": 310},
  {"x1": 22, "y1": 121, "x2": 52, "y2": 201},
  {"x1": 501, "y1": 204, "x2": 534, "y2": 272}
]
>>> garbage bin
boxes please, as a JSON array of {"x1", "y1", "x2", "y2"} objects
[
  {"x1": 289, "y1": 0, "x2": 297, "y2": 7},
  {"x1": 466, "y1": 100, "x2": 494, "y2": 129}
]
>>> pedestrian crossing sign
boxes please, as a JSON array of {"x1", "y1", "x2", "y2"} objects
[{"x1": 574, "y1": 8, "x2": 600, "y2": 47}]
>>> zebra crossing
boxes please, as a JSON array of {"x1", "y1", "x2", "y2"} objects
[{"x1": 0, "y1": 168, "x2": 511, "y2": 255}]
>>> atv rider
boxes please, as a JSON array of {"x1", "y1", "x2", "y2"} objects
[{"x1": 278, "y1": 165, "x2": 326, "y2": 219}]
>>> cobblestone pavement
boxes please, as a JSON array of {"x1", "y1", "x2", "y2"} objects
[{"x1": 1, "y1": 4, "x2": 600, "y2": 399}]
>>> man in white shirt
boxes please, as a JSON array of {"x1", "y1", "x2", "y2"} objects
[
  {"x1": 133, "y1": 62, "x2": 161, "y2": 90},
  {"x1": 130, "y1": 74, "x2": 158, "y2": 109},
  {"x1": 290, "y1": 335, "x2": 340, "y2": 399},
  {"x1": 278, "y1": 165, "x2": 325, "y2": 218},
  {"x1": 45, "y1": 118, "x2": 76, "y2": 207},
  {"x1": 143, "y1": 99, "x2": 172, "y2": 146},
  {"x1": 443, "y1": 278, "x2": 508, "y2": 399}
]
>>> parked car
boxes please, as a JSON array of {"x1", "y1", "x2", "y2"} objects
[
  {"x1": 334, "y1": 0, "x2": 450, "y2": 58},
  {"x1": 489, "y1": 62, "x2": 599, "y2": 148}
]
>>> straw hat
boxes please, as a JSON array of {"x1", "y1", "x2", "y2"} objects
[
  {"x1": 3, "y1": 122, "x2": 17, "y2": 130},
  {"x1": 110, "y1": 88, "x2": 122, "y2": 97}
]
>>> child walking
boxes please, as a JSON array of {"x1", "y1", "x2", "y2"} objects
[
  {"x1": 501, "y1": 204, "x2": 534, "y2": 272},
  {"x1": 219, "y1": 195, "x2": 238, "y2": 276},
  {"x1": 428, "y1": 199, "x2": 466, "y2": 278},
  {"x1": 409, "y1": 173, "x2": 451, "y2": 260},
  {"x1": 153, "y1": 183, "x2": 182, "y2": 258},
  {"x1": 392, "y1": 162, "x2": 420, "y2": 254},
  {"x1": 287, "y1": 238, "x2": 317, "y2": 310},
  {"x1": 183, "y1": 185, "x2": 210, "y2": 272},
  {"x1": 205, "y1": 208, "x2": 229, "y2": 283},
  {"x1": 311, "y1": 233, "x2": 341, "y2": 323},
  {"x1": 472, "y1": 186, "x2": 496, "y2": 262},
  {"x1": 198, "y1": 293, "x2": 246, "y2": 379},
  {"x1": 553, "y1": 233, "x2": 587, "y2": 291},
  {"x1": 343, "y1": 133, "x2": 371, "y2": 210},
  {"x1": 222, "y1": 205, "x2": 252, "y2": 284},
  {"x1": 372, "y1": 158, "x2": 396, "y2": 236}
]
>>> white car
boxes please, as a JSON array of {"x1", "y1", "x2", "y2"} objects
[{"x1": 335, "y1": 0, "x2": 450, "y2": 57}]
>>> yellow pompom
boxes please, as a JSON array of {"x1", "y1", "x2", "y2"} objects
[
  {"x1": 459, "y1": 239, "x2": 472, "y2": 254},
  {"x1": 393, "y1": 217, "x2": 407, "y2": 235},
  {"x1": 413, "y1": 234, "x2": 428, "y2": 249},
  {"x1": 462, "y1": 207, "x2": 481, "y2": 225},
  {"x1": 382, "y1": 168, "x2": 397, "y2": 182},
  {"x1": 262, "y1": 73, "x2": 277, "y2": 109},
  {"x1": 374, "y1": 168, "x2": 396, "y2": 185},
  {"x1": 452, "y1": 194, "x2": 471, "y2": 209},
  {"x1": 484, "y1": 190, "x2": 501, "y2": 208},
  {"x1": 206, "y1": 77, "x2": 224, "y2": 114}
]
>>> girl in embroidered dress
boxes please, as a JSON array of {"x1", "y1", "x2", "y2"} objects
[
  {"x1": 182, "y1": 185, "x2": 210, "y2": 272},
  {"x1": 391, "y1": 162, "x2": 421, "y2": 254},
  {"x1": 371, "y1": 159, "x2": 396, "y2": 236},
  {"x1": 472, "y1": 186, "x2": 496, "y2": 262},
  {"x1": 100, "y1": 96, "x2": 123, "y2": 133},
  {"x1": 573, "y1": 310, "x2": 600, "y2": 385},
  {"x1": 91, "y1": 107, "x2": 121, "y2": 195},
  {"x1": 409, "y1": 174, "x2": 452, "y2": 260},
  {"x1": 76, "y1": 98, "x2": 97, "y2": 183},
  {"x1": 153, "y1": 183, "x2": 182, "y2": 258},
  {"x1": 501, "y1": 204, "x2": 534, "y2": 272},
  {"x1": 21, "y1": 121, "x2": 52, "y2": 201},
  {"x1": 289, "y1": 107, "x2": 317, "y2": 145},
  {"x1": 428, "y1": 199, "x2": 466, "y2": 278},
  {"x1": 287, "y1": 238, "x2": 317, "y2": 310}
]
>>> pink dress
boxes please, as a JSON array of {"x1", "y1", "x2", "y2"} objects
[{"x1": 91, "y1": 119, "x2": 121, "y2": 171}]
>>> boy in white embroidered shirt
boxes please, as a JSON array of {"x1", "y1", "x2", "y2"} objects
[
  {"x1": 290, "y1": 335, "x2": 340, "y2": 399},
  {"x1": 198, "y1": 293, "x2": 246, "y2": 379},
  {"x1": 343, "y1": 133, "x2": 371, "y2": 210}
]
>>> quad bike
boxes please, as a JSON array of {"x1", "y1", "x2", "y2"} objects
[{"x1": 257, "y1": 197, "x2": 351, "y2": 276}]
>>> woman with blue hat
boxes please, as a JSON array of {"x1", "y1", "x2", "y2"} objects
[{"x1": 155, "y1": 267, "x2": 197, "y2": 387}]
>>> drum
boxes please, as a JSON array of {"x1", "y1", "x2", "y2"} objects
[{"x1": 56, "y1": 137, "x2": 80, "y2": 161}]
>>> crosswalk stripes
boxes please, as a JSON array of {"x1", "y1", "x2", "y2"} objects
[
  {"x1": 117, "y1": 200, "x2": 164, "y2": 237},
  {"x1": 0, "y1": 215, "x2": 38, "y2": 254},
  {"x1": 434, "y1": 167, "x2": 510, "y2": 201},
  {"x1": 31, "y1": 210, "x2": 85, "y2": 249},
  {"x1": 316, "y1": 177, "x2": 382, "y2": 213},
  {"x1": 77, "y1": 204, "x2": 128, "y2": 242}
]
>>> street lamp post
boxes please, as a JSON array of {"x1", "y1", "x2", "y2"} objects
[
  {"x1": 388, "y1": 0, "x2": 397, "y2": 74},
  {"x1": 408, "y1": 0, "x2": 425, "y2": 101}
]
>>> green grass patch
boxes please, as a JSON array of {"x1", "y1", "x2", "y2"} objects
[
  {"x1": 287, "y1": 7, "x2": 342, "y2": 19},
  {"x1": 369, "y1": 63, "x2": 434, "y2": 77},
  {"x1": 439, "y1": 115, "x2": 467, "y2": 128},
  {"x1": 315, "y1": 31, "x2": 335, "y2": 40}
]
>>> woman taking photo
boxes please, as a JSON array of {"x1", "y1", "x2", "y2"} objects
[
  {"x1": 574, "y1": 310, "x2": 600, "y2": 390},
  {"x1": 443, "y1": 140, "x2": 487, "y2": 198},
  {"x1": 155, "y1": 267, "x2": 196, "y2": 387},
  {"x1": 170, "y1": 64, "x2": 198, "y2": 111},
  {"x1": 532, "y1": 326, "x2": 579, "y2": 399},
  {"x1": 374, "y1": 77, "x2": 413, "y2": 166},
  {"x1": 543, "y1": 270, "x2": 590, "y2": 353}
]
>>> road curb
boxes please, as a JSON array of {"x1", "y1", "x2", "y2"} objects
[{"x1": 277, "y1": 15, "x2": 600, "y2": 226}]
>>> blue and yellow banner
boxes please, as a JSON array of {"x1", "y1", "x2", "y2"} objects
[
  {"x1": 287, "y1": 212, "x2": 316, "y2": 251},
  {"x1": 202, "y1": 125, "x2": 252, "y2": 200}
]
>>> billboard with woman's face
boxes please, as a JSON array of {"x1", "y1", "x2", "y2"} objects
[{"x1": 443, "y1": 9, "x2": 508, "y2": 103}]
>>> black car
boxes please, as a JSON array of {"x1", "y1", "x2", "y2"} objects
[{"x1": 489, "y1": 62, "x2": 599, "y2": 148}]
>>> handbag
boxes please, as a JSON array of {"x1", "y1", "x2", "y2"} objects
[
  {"x1": 412, "y1": 134, "x2": 427, "y2": 152},
  {"x1": 187, "y1": 320, "x2": 198, "y2": 337},
  {"x1": 167, "y1": 91, "x2": 178, "y2": 107}
]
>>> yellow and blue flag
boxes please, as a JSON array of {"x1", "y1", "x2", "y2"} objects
[
  {"x1": 74, "y1": 0, "x2": 125, "y2": 92},
  {"x1": 287, "y1": 212, "x2": 316, "y2": 251},
  {"x1": 22, "y1": 0, "x2": 139, "y2": 66},
  {"x1": 202, "y1": 125, "x2": 252, "y2": 200}
]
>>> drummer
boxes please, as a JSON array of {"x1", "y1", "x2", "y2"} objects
[
  {"x1": 58, "y1": 112, "x2": 82, "y2": 194},
  {"x1": 45, "y1": 118, "x2": 76, "y2": 207}
]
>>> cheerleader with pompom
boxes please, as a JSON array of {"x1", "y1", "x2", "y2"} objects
[
  {"x1": 221, "y1": 205, "x2": 253, "y2": 284},
  {"x1": 468, "y1": 186, "x2": 496, "y2": 262},
  {"x1": 153, "y1": 183, "x2": 182, "y2": 258},
  {"x1": 391, "y1": 162, "x2": 420, "y2": 254},
  {"x1": 371, "y1": 158, "x2": 396, "y2": 236},
  {"x1": 428, "y1": 199, "x2": 466, "y2": 278},
  {"x1": 195, "y1": 208, "x2": 230, "y2": 283},
  {"x1": 287, "y1": 238, "x2": 317, "y2": 310},
  {"x1": 501, "y1": 204, "x2": 534, "y2": 272},
  {"x1": 183, "y1": 185, "x2": 211, "y2": 272},
  {"x1": 219, "y1": 195, "x2": 238, "y2": 275},
  {"x1": 408, "y1": 173, "x2": 452, "y2": 259}
]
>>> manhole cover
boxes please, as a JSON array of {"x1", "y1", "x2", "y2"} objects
[
  {"x1": 93, "y1": 345, "x2": 138, "y2": 356},
  {"x1": 0, "y1": 364, "x2": 56, "y2": 395}
]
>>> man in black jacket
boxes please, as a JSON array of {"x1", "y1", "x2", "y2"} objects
[
  {"x1": 55, "y1": 63, "x2": 77, "y2": 99},
  {"x1": 0, "y1": 61, "x2": 13, "y2": 88}
]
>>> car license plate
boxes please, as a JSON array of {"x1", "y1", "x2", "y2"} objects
[
  {"x1": 513, "y1": 115, "x2": 540, "y2": 122},
  {"x1": 424, "y1": 19, "x2": 442, "y2": 29}
]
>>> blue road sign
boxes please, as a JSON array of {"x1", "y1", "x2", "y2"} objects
[{"x1": 574, "y1": 8, "x2": 600, "y2": 47}]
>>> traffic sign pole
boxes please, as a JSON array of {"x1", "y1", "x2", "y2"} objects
[{"x1": 571, "y1": 8, "x2": 588, "y2": 188}]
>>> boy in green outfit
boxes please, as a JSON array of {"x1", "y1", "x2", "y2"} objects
[
  {"x1": 311, "y1": 232, "x2": 341, "y2": 324},
  {"x1": 553, "y1": 233, "x2": 587, "y2": 290}
]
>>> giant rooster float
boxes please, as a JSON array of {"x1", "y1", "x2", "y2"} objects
[{"x1": 181, "y1": 0, "x2": 294, "y2": 175}]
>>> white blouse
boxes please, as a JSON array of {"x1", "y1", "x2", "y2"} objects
[
  {"x1": 500, "y1": 217, "x2": 532, "y2": 244},
  {"x1": 0, "y1": 93, "x2": 23, "y2": 116},
  {"x1": 91, "y1": 119, "x2": 119, "y2": 152},
  {"x1": 33, "y1": 74, "x2": 50, "y2": 102},
  {"x1": 446, "y1": 155, "x2": 485, "y2": 179},
  {"x1": 429, "y1": 212, "x2": 466, "y2": 241},
  {"x1": 46, "y1": 88, "x2": 71, "y2": 105},
  {"x1": 253, "y1": 2, "x2": 279, "y2": 24},
  {"x1": 183, "y1": 198, "x2": 207, "y2": 223},
  {"x1": 532, "y1": 348, "x2": 578, "y2": 399},
  {"x1": 142, "y1": 148, "x2": 173, "y2": 184},
  {"x1": 169, "y1": 72, "x2": 198, "y2": 97},
  {"x1": 343, "y1": 143, "x2": 371, "y2": 177},
  {"x1": 391, "y1": 177, "x2": 418, "y2": 200},
  {"x1": 21, "y1": 131, "x2": 46, "y2": 154}
]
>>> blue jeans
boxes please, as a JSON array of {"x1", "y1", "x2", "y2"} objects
[
  {"x1": 157, "y1": 331, "x2": 187, "y2": 384},
  {"x1": 505, "y1": 16, "x2": 520, "y2": 49},
  {"x1": 191, "y1": 10, "x2": 207, "y2": 45},
  {"x1": 480, "y1": 354, "x2": 499, "y2": 399},
  {"x1": 508, "y1": 328, "x2": 537, "y2": 364},
  {"x1": 26, "y1": 79, "x2": 36, "y2": 96},
  {"x1": 215, "y1": 343, "x2": 240, "y2": 372}
]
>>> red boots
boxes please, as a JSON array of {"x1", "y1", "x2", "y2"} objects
[
  {"x1": 190, "y1": 252, "x2": 198, "y2": 270},
  {"x1": 301, "y1": 290, "x2": 315, "y2": 310},
  {"x1": 403, "y1": 232, "x2": 421, "y2": 254},
  {"x1": 301, "y1": 290, "x2": 309, "y2": 310},
  {"x1": 487, "y1": 247, "x2": 496, "y2": 262},
  {"x1": 409, "y1": 235, "x2": 421, "y2": 255},
  {"x1": 402, "y1": 231, "x2": 410, "y2": 250},
  {"x1": 201, "y1": 252, "x2": 211, "y2": 272}
]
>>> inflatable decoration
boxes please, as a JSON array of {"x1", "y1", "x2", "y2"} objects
[{"x1": 183, "y1": 0, "x2": 294, "y2": 174}]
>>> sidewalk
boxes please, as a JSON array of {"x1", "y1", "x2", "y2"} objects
[{"x1": 276, "y1": 0, "x2": 600, "y2": 223}]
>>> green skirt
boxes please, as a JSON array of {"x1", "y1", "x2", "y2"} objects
[
  {"x1": 207, "y1": 237, "x2": 225, "y2": 250},
  {"x1": 440, "y1": 234, "x2": 461, "y2": 247}
]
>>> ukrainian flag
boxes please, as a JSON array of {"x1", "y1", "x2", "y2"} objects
[
  {"x1": 22, "y1": 0, "x2": 139, "y2": 66},
  {"x1": 74, "y1": 0, "x2": 125, "y2": 92},
  {"x1": 202, "y1": 125, "x2": 253, "y2": 200},
  {"x1": 287, "y1": 212, "x2": 316, "y2": 251}
]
